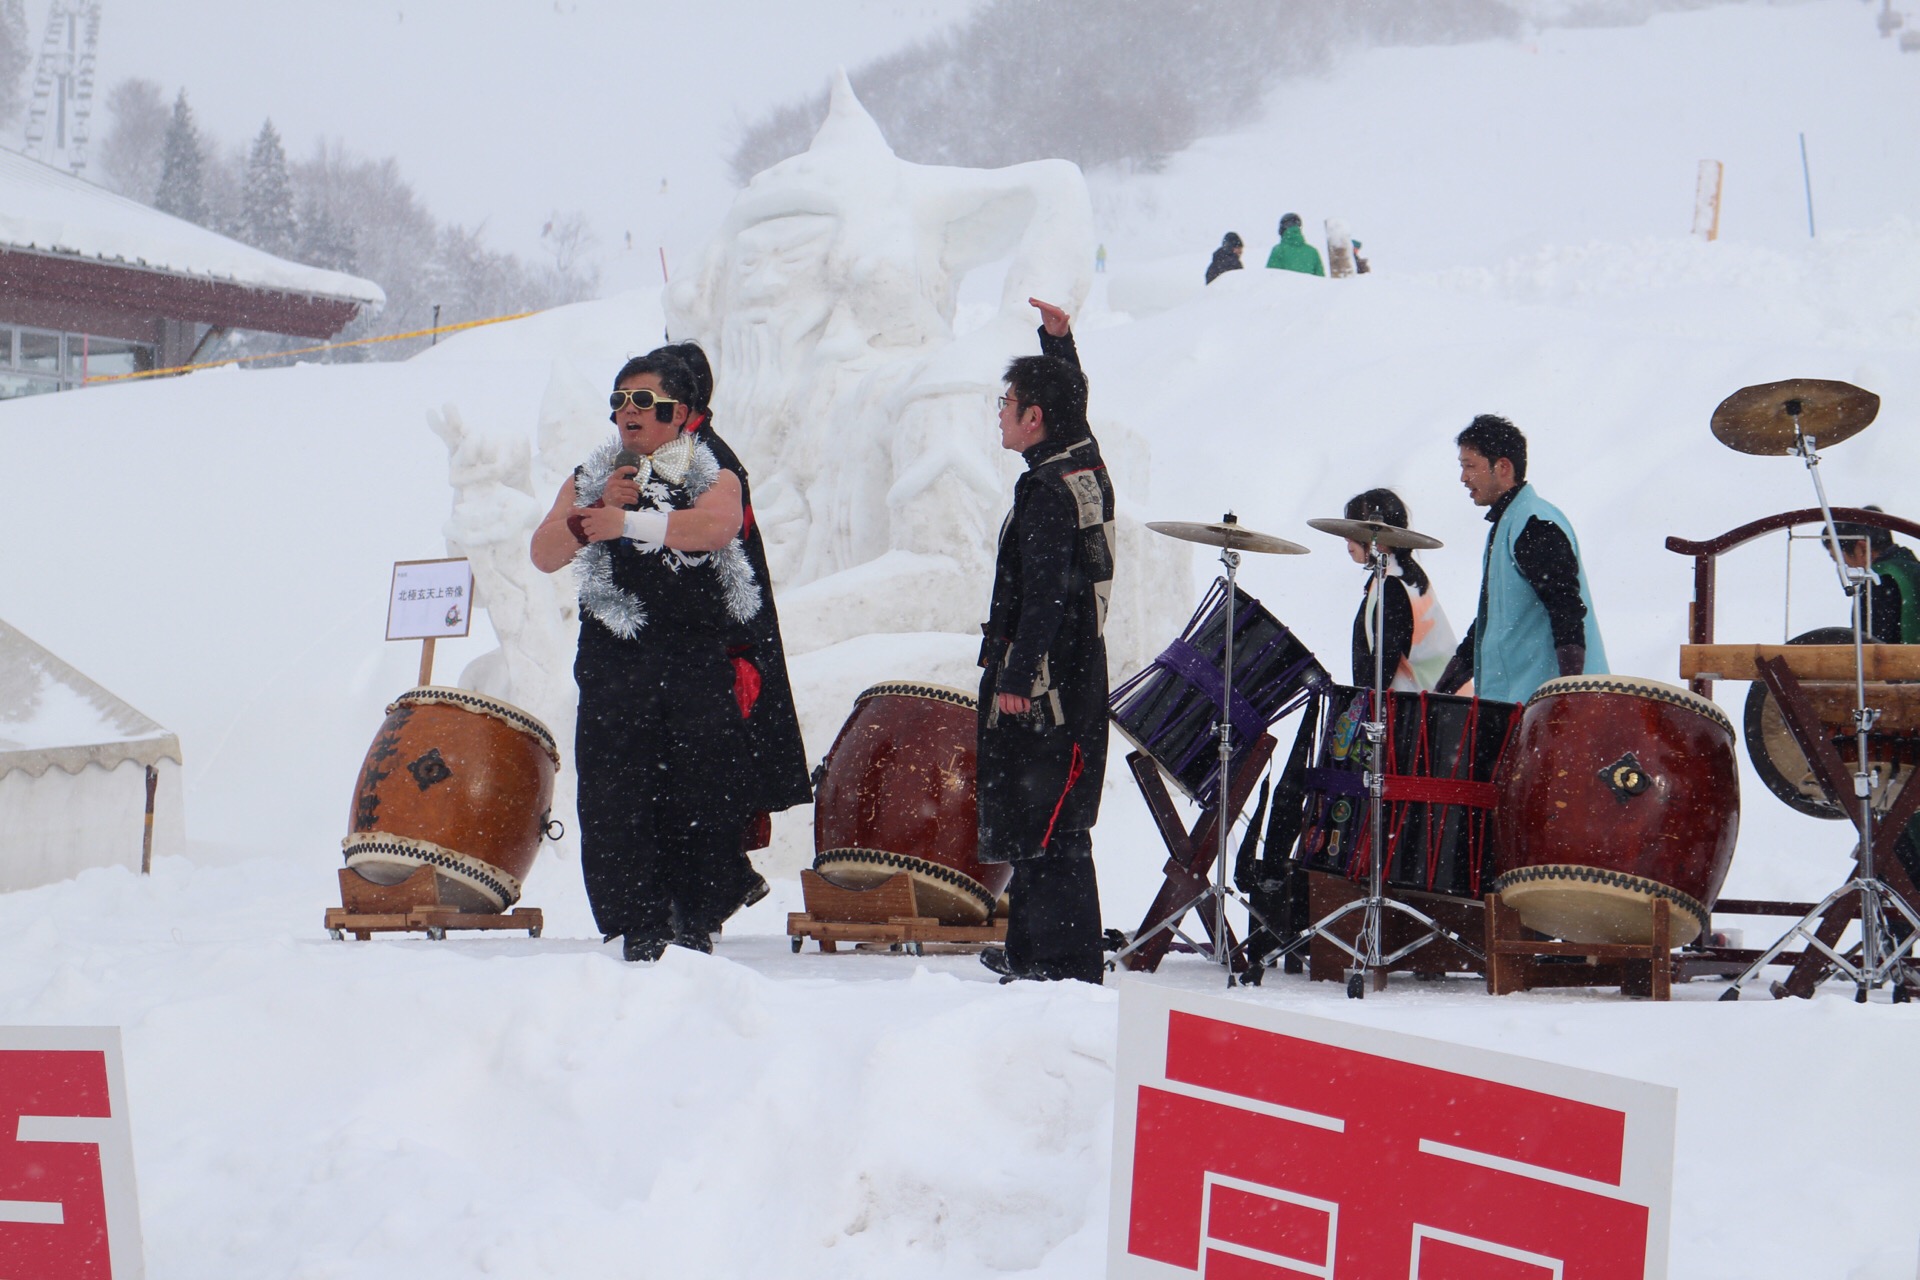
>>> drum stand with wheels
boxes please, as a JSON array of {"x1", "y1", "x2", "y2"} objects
[
  {"x1": 1719, "y1": 400, "x2": 1920, "y2": 1002},
  {"x1": 1282, "y1": 522, "x2": 1483, "y2": 998}
]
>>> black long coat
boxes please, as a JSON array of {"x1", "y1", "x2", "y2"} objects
[{"x1": 977, "y1": 336, "x2": 1116, "y2": 864}]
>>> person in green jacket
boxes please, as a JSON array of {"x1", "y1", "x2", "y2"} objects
[
  {"x1": 1831, "y1": 509, "x2": 1920, "y2": 644},
  {"x1": 1265, "y1": 212, "x2": 1324, "y2": 276}
]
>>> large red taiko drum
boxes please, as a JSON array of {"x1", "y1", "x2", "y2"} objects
[
  {"x1": 1491, "y1": 675, "x2": 1740, "y2": 947},
  {"x1": 343, "y1": 687, "x2": 560, "y2": 912},
  {"x1": 812, "y1": 680, "x2": 1011, "y2": 926}
]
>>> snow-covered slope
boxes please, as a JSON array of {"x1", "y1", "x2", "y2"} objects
[{"x1": 4, "y1": 4, "x2": 1920, "y2": 1277}]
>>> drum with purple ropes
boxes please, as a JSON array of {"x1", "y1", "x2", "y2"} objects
[
  {"x1": 812, "y1": 680, "x2": 1011, "y2": 926},
  {"x1": 1109, "y1": 579, "x2": 1330, "y2": 804},
  {"x1": 1491, "y1": 675, "x2": 1741, "y2": 947}
]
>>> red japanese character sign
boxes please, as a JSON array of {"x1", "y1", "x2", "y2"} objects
[
  {"x1": 1109, "y1": 986, "x2": 1674, "y2": 1280},
  {"x1": 0, "y1": 1027, "x2": 145, "y2": 1279}
]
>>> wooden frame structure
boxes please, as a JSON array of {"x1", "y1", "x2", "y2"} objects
[{"x1": 1667, "y1": 509, "x2": 1920, "y2": 997}]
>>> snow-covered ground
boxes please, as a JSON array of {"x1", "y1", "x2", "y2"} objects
[{"x1": 5, "y1": 3, "x2": 1920, "y2": 1277}]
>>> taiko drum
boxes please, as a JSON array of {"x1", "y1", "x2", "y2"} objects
[
  {"x1": 812, "y1": 680, "x2": 1010, "y2": 925},
  {"x1": 1492, "y1": 675, "x2": 1740, "y2": 947},
  {"x1": 343, "y1": 687, "x2": 560, "y2": 912}
]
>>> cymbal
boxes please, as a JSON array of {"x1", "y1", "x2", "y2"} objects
[
  {"x1": 1147, "y1": 519, "x2": 1309, "y2": 555},
  {"x1": 1307, "y1": 517, "x2": 1444, "y2": 550},
  {"x1": 1711, "y1": 379, "x2": 1880, "y2": 455}
]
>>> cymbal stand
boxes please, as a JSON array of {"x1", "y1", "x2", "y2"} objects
[
  {"x1": 1280, "y1": 533, "x2": 1484, "y2": 998},
  {"x1": 1108, "y1": 516, "x2": 1276, "y2": 986},
  {"x1": 1722, "y1": 404, "x2": 1920, "y2": 1002}
]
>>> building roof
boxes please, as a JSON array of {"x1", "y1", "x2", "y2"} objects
[
  {"x1": 0, "y1": 145, "x2": 384, "y2": 308},
  {"x1": 0, "y1": 617, "x2": 181, "y2": 779}
]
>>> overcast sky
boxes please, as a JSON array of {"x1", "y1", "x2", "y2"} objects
[{"x1": 80, "y1": 0, "x2": 981, "y2": 264}]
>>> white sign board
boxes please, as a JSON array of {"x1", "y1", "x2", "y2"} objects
[
  {"x1": 0, "y1": 1026, "x2": 145, "y2": 1278},
  {"x1": 386, "y1": 558, "x2": 474, "y2": 641},
  {"x1": 1109, "y1": 983, "x2": 1675, "y2": 1280}
]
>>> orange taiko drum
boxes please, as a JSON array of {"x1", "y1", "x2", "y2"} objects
[
  {"x1": 812, "y1": 680, "x2": 1009, "y2": 926},
  {"x1": 1492, "y1": 675, "x2": 1740, "y2": 947},
  {"x1": 343, "y1": 687, "x2": 561, "y2": 912}
]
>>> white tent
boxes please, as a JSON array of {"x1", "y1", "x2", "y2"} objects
[{"x1": 0, "y1": 617, "x2": 183, "y2": 893}]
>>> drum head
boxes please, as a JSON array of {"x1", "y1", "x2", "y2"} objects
[
  {"x1": 1531, "y1": 674, "x2": 1734, "y2": 738},
  {"x1": 1740, "y1": 627, "x2": 1905, "y2": 820}
]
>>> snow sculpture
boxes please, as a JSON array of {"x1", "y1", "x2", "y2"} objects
[
  {"x1": 665, "y1": 73, "x2": 1187, "y2": 676},
  {"x1": 428, "y1": 392, "x2": 581, "y2": 738}
]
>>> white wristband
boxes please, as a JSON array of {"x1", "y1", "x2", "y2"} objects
[{"x1": 622, "y1": 509, "x2": 670, "y2": 546}]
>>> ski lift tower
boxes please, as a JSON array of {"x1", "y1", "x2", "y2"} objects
[{"x1": 21, "y1": 1, "x2": 102, "y2": 179}]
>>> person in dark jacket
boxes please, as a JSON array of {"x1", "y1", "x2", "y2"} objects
[
  {"x1": 1205, "y1": 232, "x2": 1245, "y2": 284},
  {"x1": 1341, "y1": 488, "x2": 1456, "y2": 691},
  {"x1": 1435, "y1": 415, "x2": 1607, "y2": 703},
  {"x1": 1831, "y1": 507, "x2": 1920, "y2": 644},
  {"x1": 977, "y1": 297, "x2": 1114, "y2": 986},
  {"x1": 1265, "y1": 213, "x2": 1325, "y2": 276},
  {"x1": 662, "y1": 342, "x2": 812, "y2": 917},
  {"x1": 529, "y1": 349, "x2": 767, "y2": 961}
]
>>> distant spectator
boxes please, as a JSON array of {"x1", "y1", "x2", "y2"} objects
[
  {"x1": 1265, "y1": 213, "x2": 1325, "y2": 277},
  {"x1": 1205, "y1": 232, "x2": 1245, "y2": 284},
  {"x1": 1830, "y1": 506, "x2": 1920, "y2": 644},
  {"x1": 1353, "y1": 238, "x2": 1370, "y2": 274},
  {"x1": 1095, "y1": 243, "x2": 1107, "y2": 273}
]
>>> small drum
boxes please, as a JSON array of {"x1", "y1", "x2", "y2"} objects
[
  {"x1": 1492, "y1": 675, "x2": 1740, "y2": 947},
  {"x1": 1295, "y1": 686, "x2": 1521, "y2": 899},
  {"x1": 344, "y1": 687, "x2": 560, "y2": 913},
  {"x1": 1110, "y1": 578, "x2": 1330, "y2": 803},
  {"x1": 812, "y1": 681, "x2": 1010, "y2": 925}
]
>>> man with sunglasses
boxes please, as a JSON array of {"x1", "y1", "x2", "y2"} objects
[
  {"x1": 530, "y1": 350, "x2": 766, "y2": 962},
  {"x1": 977, "y1": 297, "x2": 1115, "y2": 986}
]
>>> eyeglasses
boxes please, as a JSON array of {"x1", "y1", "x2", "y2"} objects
[
  {"x1": 609, "y1": 389, "x2": 680, "y2": 413},
  {"x1": 996, "y1": 394, "x2": 1020, "y2": 412}
]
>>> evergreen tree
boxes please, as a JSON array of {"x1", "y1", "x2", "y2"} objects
[
  {"x1": 0, "y1": 0, "x2": 28, "y2": 130},
  {"x1": 296, "y1": 195, "x2": 358, "y2": 274},
  {"x1": 153, "y1": 89, "x2": 208, "y2": 226},
  {"x1": 242, "y1": 119, "x2": 298, "y2": 257}
]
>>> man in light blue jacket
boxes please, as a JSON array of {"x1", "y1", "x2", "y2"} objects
[{"x1": 1435, "y1": 415, "x2": 1606, "y2": 704}]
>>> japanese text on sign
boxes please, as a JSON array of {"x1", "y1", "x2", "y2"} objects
[
  {"x1": 386, "y1": 558, "x2": 474, "y2": 641},
  {"x1": 0, "y1": 1027, "x2": 145, "y2": 1278},
  {"x1": 1108, "y1": 987, "x2": 1674, "y2": 1280}
]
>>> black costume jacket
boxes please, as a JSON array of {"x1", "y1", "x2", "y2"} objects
[
  {"x1": 568, "y1": 436, "x2": 761, "y2": 938},
  {"x1": 977, "y1": 333, "x2": 1116, "y2": 864},
  {"x1": 694, "y1": 419, "x2": 813, "y2": 815}
]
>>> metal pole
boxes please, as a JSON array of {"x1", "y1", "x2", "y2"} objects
[
  {"x1": 1363, "y1": 537, "x2": 1390, "y2": 992},
  {"x1": 1217, "y1": 541, "x2": 1239, "y2": 982}
]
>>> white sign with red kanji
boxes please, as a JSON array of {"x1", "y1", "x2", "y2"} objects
[
  {"x1": 1109, "y1": 984, "x2": 1675, "y2": 1280},
  {"x1": 1, "y1": 1026, "x2": 145, "y2": 1278}
]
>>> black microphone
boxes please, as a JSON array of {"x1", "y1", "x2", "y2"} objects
[{"x1": 610, "y1": 450, "x2": 644, "y2": 510}]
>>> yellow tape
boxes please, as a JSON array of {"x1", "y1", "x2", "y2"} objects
[{"x1": 83, "y1": 309, "x2": 541, "y2": 385}]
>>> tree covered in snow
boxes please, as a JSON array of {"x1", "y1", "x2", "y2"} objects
[
  {"x1": 96, "y1": 78, "x2": 169, "y2": 201},
  {"x1": 0, "y1": 0, "x2": 29, "y2": 130},
  {"x1": 153, "y1": 89, "x2": 209, "y2": 226},
  {"x1": 241, "y1": 119, "x2": 298, "y2": 258},
  {"x1": 95, "y1": 80, "x2": 601, "y2": 362},
  {"x1": 731, "y1": 0, "x2": 1525, "y2": 180}
]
